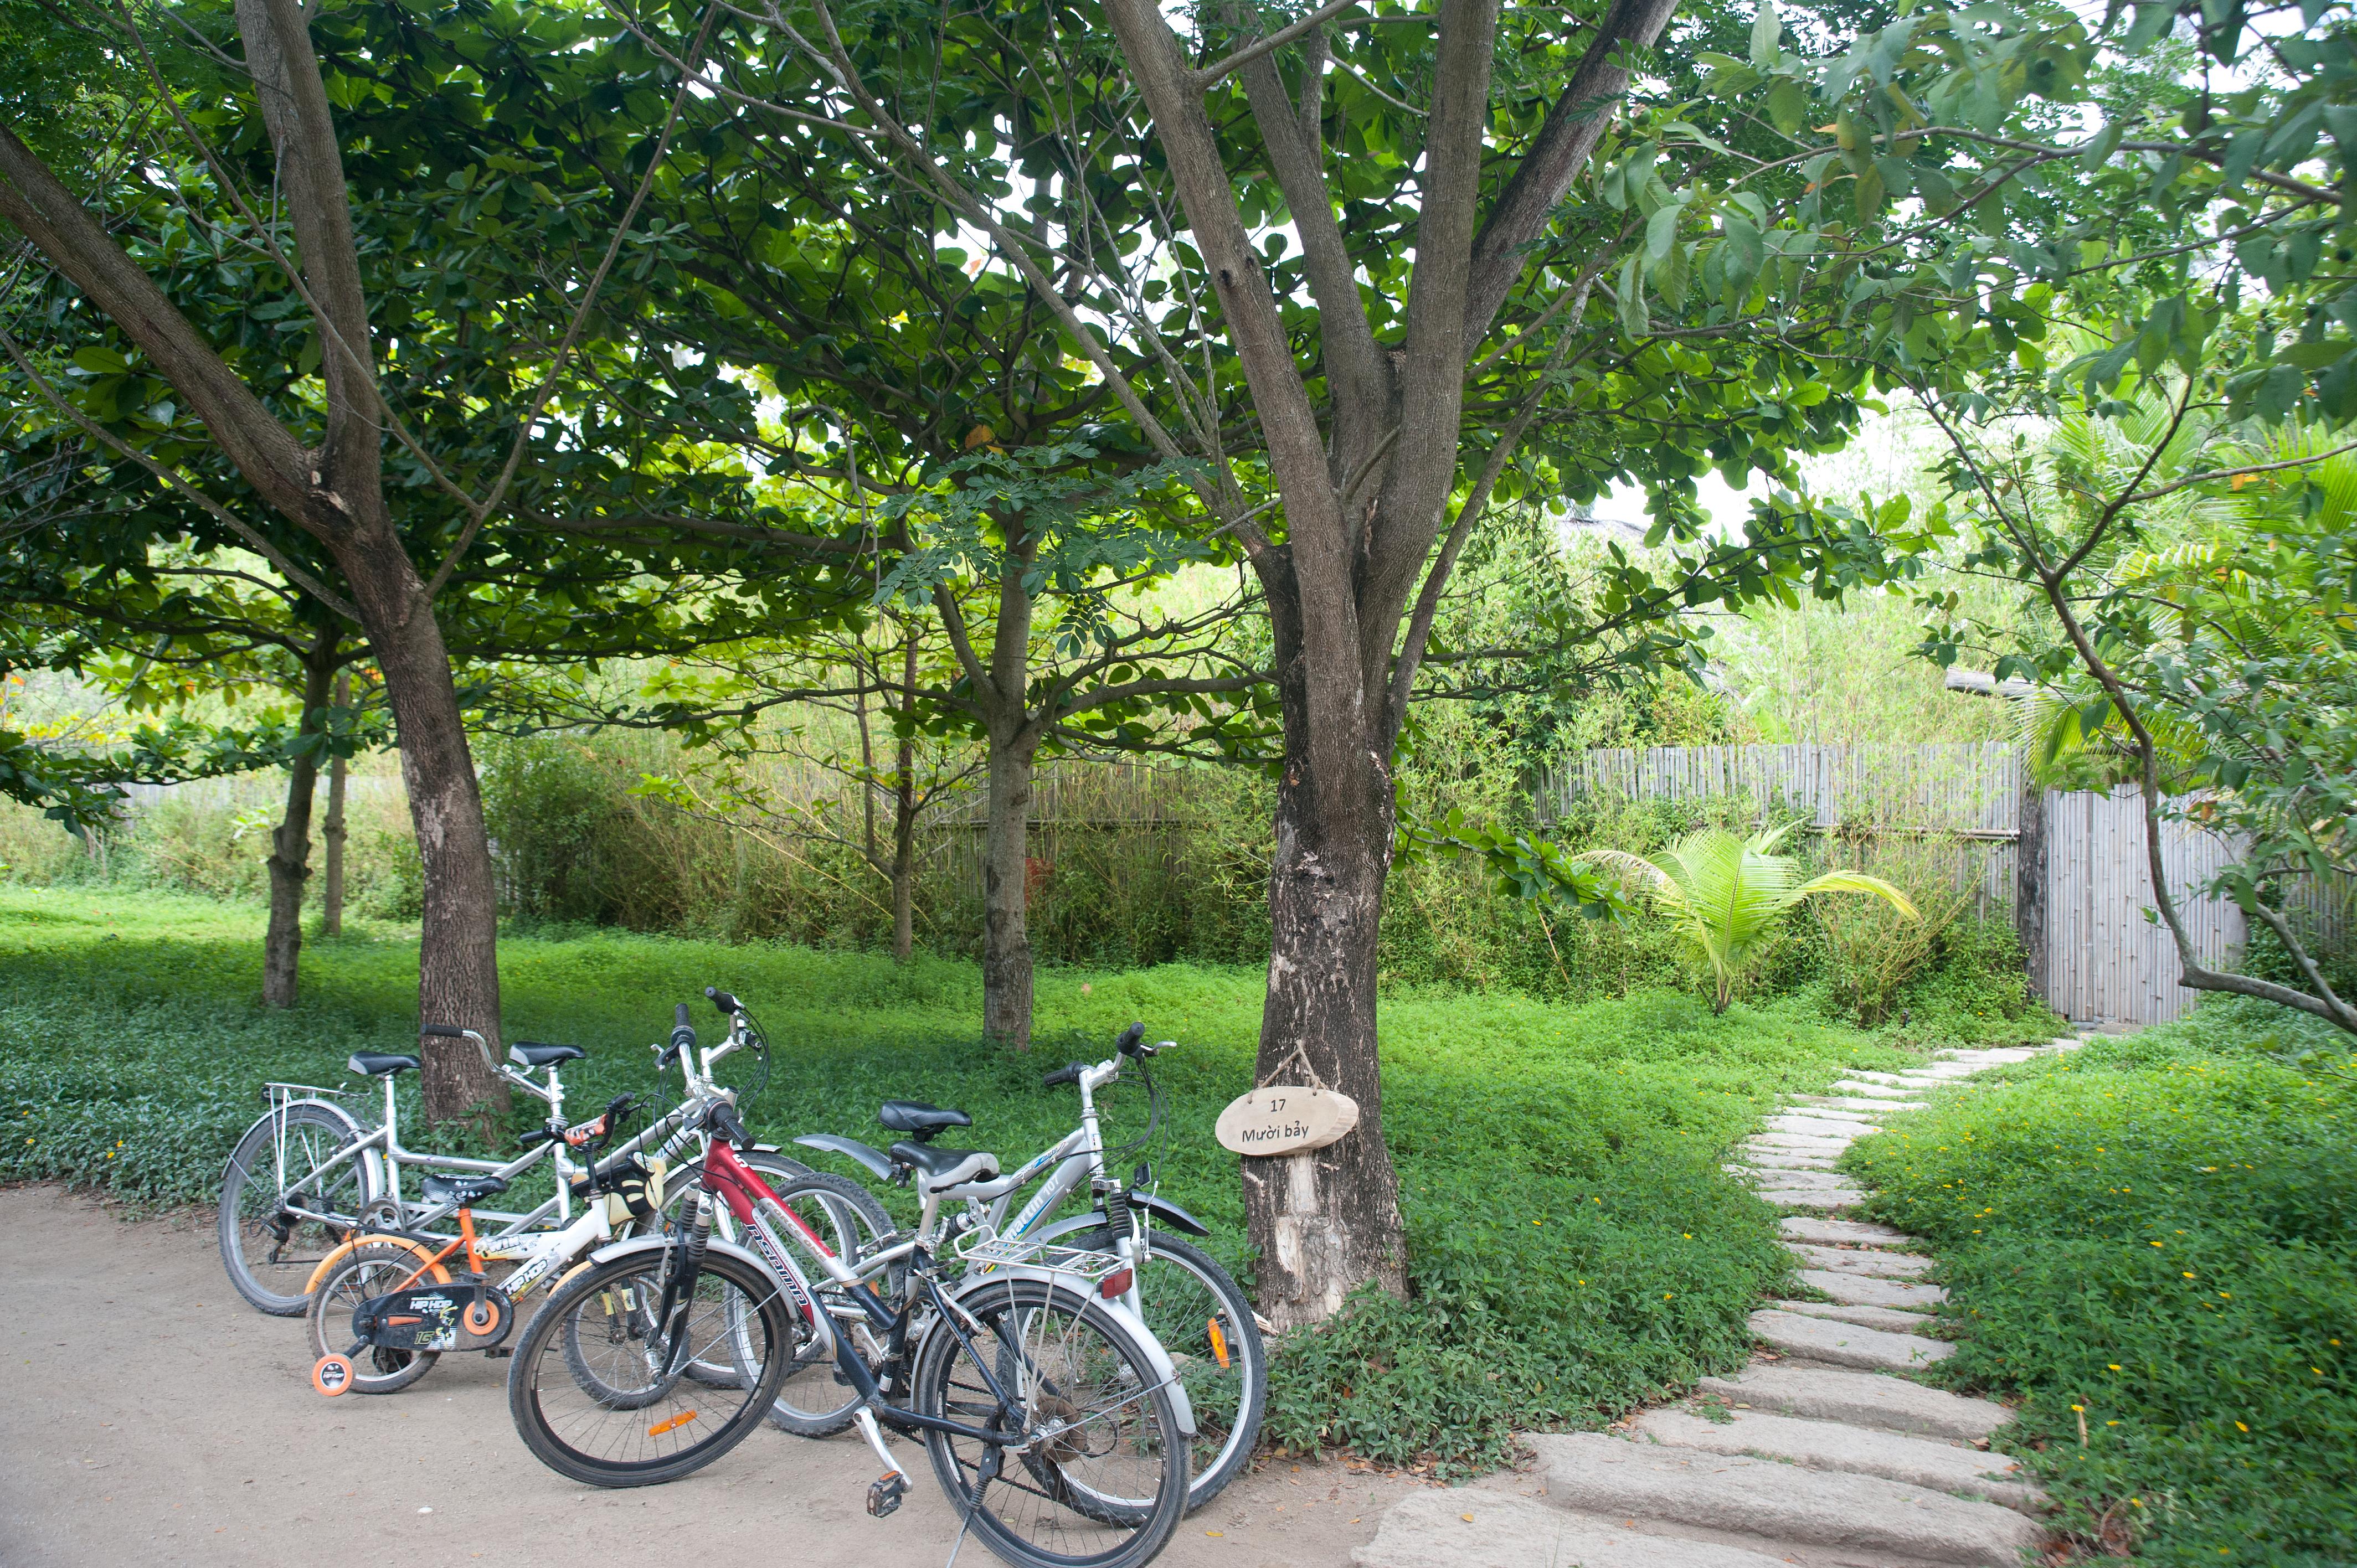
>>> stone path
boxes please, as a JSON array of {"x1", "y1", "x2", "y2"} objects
[{"x1": 1358, "y1": 1037, "x2": 2086, "y2": 1568}]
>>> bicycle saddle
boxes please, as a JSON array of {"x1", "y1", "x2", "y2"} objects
[
  {"x1": 878, "y1": 1100, "x2": 971, "y2": 1141},
  {"x1": 888, "y1": 1141, "x2": 1000, "y2": 1189},
  {"x1": 509, "y1": 1041, "x2": 586, "y2": 1068},
  {"x1": 348, "y1": 1052, "x2": 421, "y2": 1077},
  {"x1": 420, "y1": 1173, "x2": 511, "y2": 1206}
]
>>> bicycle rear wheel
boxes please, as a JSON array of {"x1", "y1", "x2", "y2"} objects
[
  {"x1": 218, "y1": 1100, "x2": 380, "y2": 1316},
  {"x1": 506, "y1": 1245, "x2": 793, "y2": 1488},
  {"x1": 1072, "y1": 1228, "x2": 1266, "y2": 1511},
  {"x1": 760, "y1": 1170, "x2": 894, "y2": 1437},
  {"x1": 913, "y1": 1276, "x2": 1188, "y2": 1568},
  {"x1": 304, "y1": 1242, "x2": 440, "y2": 1395}
]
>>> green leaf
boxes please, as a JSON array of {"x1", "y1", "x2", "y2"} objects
[
  {"x1": 1767, "y1": 77, "x2": 1809, "y2": 136},
  {"x1": 1646, "y1": 200, "x2": 1682, "y2": 261},
  {"x1": 1748, "y1": 1, "x2": 1783, "y2": 68},
  {"x1": 70, "y1": 345, "x2": 128, "y2": 376},
  {"x1": 1618, "y1": 253, "x2": 1649, "y2": 337},
  {"x1": 2278, "y1": 339, "x2": 2352, "y2": 369},
  {"x1": 1855, "y1": 162, "x2": 1886, "y2": 221},
  {"x1": 1655, "y1": 241, "x2": 1694, "y2": 312}
]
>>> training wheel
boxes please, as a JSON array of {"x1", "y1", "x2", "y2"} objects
[{"x1": 312, "y1": 1354, "x2": 355, "y2": 1397}]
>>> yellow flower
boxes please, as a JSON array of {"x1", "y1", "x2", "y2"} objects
[
  {"x1": 2109, "y1": 1364, "x2": 2123, "y2": 1371},
  {"x1": 2235, "y1": 1421, "x2": 2250, "y2": 1432}
]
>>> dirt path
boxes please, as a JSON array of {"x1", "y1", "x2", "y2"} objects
[{"x1": 0, "y1": 1186, "x2": 1403, "y2": 1568}]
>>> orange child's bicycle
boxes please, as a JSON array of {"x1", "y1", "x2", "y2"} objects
[{"x1": 307, "y1": 1095, "x2": 652, "y2": 1397}]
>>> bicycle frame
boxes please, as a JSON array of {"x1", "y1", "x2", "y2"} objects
[{"x1": 690, "y1": 1138, "x2": 1101, "y2": 1475}]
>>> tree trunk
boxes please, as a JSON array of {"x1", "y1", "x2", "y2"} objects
[
  {"x1": 339, "y1": 528, "x2": 506, "y2": 1128},
  {"x1": 261, "y1": 641, "x2": 334, "y2": 1007},
  {"x1": 981, "y1": 725, "x2": 1038, "y2": 1047},
  {"x1": 2015, "y1": 762, "x2": 2046, "y2": 1003},
  {"x1": 891, "y1": 633, "x2": 919, "y2": 964},
  {"x1": 321, "y1": 670, "x2": 349, "y2": 937},
  {"x1": 1243, "y1": 585, "x2": 1409, "y2": 1329}
]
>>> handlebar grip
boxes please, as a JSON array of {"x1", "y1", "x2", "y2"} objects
[
  {"x1": 420, "y1": 1023, "x2": 465, "y2": 1039},
  {"x1": 675, "y1": 1003, "x2": 693, "y2": 1030},
  {"x1": 1115, "y1": 1022, "x2": 1145, "y2": 1056},
  {"x1": 668, "y1": 1002, "x2": 697, "y2": 1063},
  {"x1": 708, "y1": 1101, "x2": 750, "y2": 1147},
  {"x1": 1042, "y1": 1062, "x2": 1088, "y2": 1088},
  {"x1": 518, "y1": 1127, "x2": 558, "y2": 1149},
  {"x1": 706, "y1": 986, "x2": 739, "y2": 1014}
]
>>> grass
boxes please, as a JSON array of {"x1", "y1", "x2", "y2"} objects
[
  {"x1": 3, "y1": 885, "x2": 1939, "y2": 1472},
  {"x1": 1841, "y1": 999, "x2": 2357, "y2": 1566}
]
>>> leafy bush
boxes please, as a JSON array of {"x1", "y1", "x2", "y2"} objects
[
  {"x1": 1815, "y1": 832, "x2": 1974, "y2": 1025},
  {"x1": 0, "y1": 887, "x2": 1923, "y2": 1473},
  {"x1": 1841, "y1": 998, "x2": 2357, "y2": 1565}
]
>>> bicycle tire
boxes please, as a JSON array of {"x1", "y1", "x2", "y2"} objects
[
  {"x1": 304, "y1": 1242, "x2": 440, "y2": 1395},
  {"x1": 758, "y1": 1169, "x2": 896, "y2": 1437},
  {"x1": 912, "y1": 1276, "x2": 1188, "y2": 1568},
  {"x1": 1071, "y1": 1227, "x2": 1267, "y2": 1512},
  {"x1": 506, "y1": 1244, "x2": 794, "y2": 1488},
  {"x1": 218, "y1": 1100, "x2": 381, "y2": 1316}
]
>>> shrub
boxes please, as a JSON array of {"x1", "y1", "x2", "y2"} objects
[
  {"x1": 1815, "y1": 832, "x2": 1974, "y2": 1025},
  {"x1": 1841, "y1": 998, "x2": 2357, "y2": 1565}
]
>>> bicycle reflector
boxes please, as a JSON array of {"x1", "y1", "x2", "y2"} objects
[
  {"x1": 1207, "y1": 1317, "x2": 1232, "y2": 1370},
  {"x1": 1099, "y1": 1267, "x2": 1134, "y2": 1299}
]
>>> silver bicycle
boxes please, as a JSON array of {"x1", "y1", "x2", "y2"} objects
[
  {"x1": 217, "y1": 1009, "x2": 807, "y2": 1316},
  {"x1": 789, "y1": 1021, "x2": 1268, "y2": 1509}
]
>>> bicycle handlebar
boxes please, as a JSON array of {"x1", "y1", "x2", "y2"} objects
[
  {"x1": 705, "y1": 986, "x2": 739, "y2": 1014},
  {"x1": 420, "y1": 1023, "x2": 467, "y2": 1039},
  {"x1": 707, "y1": 1100, "x2": 750, "y2": 1148},
  {"x1": 1041, "y1": 1062, "x2": 1088, "y2": 1089}
]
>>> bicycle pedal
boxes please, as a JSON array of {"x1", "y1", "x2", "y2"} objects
[
  {"x1": 866, "y1": 1470, "x2": 907, "y2": 1519},
  {"x1": 482, "y1": 1347, "x2": 512, "y2": 1359}
]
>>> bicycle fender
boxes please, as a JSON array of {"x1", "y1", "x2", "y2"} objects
[
  {"x1": 950, "y1": 1270, "x2": 1196, "y2": 1438},
  {"x1": 221, "y1": 1098, "x2": 367, "y2": 1184},
  {"x1": 302, "y1": 1234, "x2": 454, "y2": 1298},
  {"x1": 792, "y1": 1133, "x2": 896, "y2": 1182},
  {"x1": 1033, "y1": 1198, "x2": 1212, "y2": 1242}
]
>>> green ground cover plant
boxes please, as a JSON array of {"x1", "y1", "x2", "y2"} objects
[
  {"x1": 1841, "y1": 1000, "x2": 2357, "y2": 1565},
  {"x1": 1, "y1": 886, "x2": 1929, "y2": 1471}
]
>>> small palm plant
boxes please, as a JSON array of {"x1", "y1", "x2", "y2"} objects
[{"x1": 1577, "y1": 822, "x2": 1918, "y2": 1014}]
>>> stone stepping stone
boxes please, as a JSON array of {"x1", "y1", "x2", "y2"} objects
[
  {"x1": 1799, "y1": 1095, "x2": 1924, "y2": 1115},
  {"x1": 1760, "y1": 1187, "x2": 1867, "y2": 1211},
  {"x1": 1766, "y1": 1113, "x2": 1879, "y2": 1138},
  {"x1": 1527, "y1": 1432, "x2": 2041, "y2": 1568},
  {"x1": 1828, "y1": 1079, "x2": 1922, "y2": 1098},
  {"x1": 1838, "y1": 1069, "x2": 1916, "y2": 1086},
  {"x1": 1748, "y1": 1132, "x2": 1855, "y2": 1154},
  {"x1": 1784, "y1": 1241, "x2": 1936, "y2": 1277},
  {"x1": 1695, "y1": 1364, "x2": 2013, "y2": 1441},
  {"x1": 1740, "y1": 1167, "x2": 1856, "y2": 1192},
  {"x1": 1744, "y1": 1151, "x2": 1840, "y2": 1170},
  {"x1": 1750, "y1": 1307, "x2": 1953, "y2": 1370},
  {"x1": 1780, "y1": 1216, "x2": 1916, "y2": 1247},
  {"x1": 1768, "y1": 1297, "x2": 1941, "y2": 1334},
  {"x1": 1797, "y1": 1267, "x2": 1947, "y2": 1308},
  {"x1": 1633, "y1": 1408, "x2": 2042, "y2": 1513},
  {"x1": 1351, "y1": 1489, "x2": 1799, "y2": 1568}
]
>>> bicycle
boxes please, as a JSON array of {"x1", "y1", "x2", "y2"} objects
[
  {"x1": 219, "y1": 1008, "x2": 807, "y2": 1316},
  {"x1": 303, "y1": 1090, "x2": 656, "y2": 1396},
  {"x1": 787, "y1": 1020, "x2": 1267, "y2": 1510},
  {"x1": 506, "y1": 1091, "x2": 1193, "y2": 1568}
]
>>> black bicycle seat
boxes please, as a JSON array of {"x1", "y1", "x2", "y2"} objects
[
  {"x1": 510, "y1": 1041, "x2": 586, "y2": 1068},
  {"x1": 420, "y1": 1173, "x2": 510, "y2": 1206},
  {"x1": 347, "y1": 1053, "x2": 421, "y2": 1077},
  {"x1": 878, "y1": 1100, "x2": 972, "y2": 1142}
]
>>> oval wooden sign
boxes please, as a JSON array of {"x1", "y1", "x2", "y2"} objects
[{"x1": 1215, "y1": 1085, "x2": 1360, "y2": 1157}]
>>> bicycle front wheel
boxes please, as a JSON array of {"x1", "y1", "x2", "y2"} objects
[
  {"x1": 913, "y1": 1276, "x2": 1188, "y2": 1568},
  {"x1": 1072, "y1": 1228, "x2": 1267, "y2": 1511},
  {"x1": 506, "y1": 1245, "x2": 794, "y2": 1488},
  {"x1": 218, "y1": 1100, "x2": 380, "y2": 1316}
]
